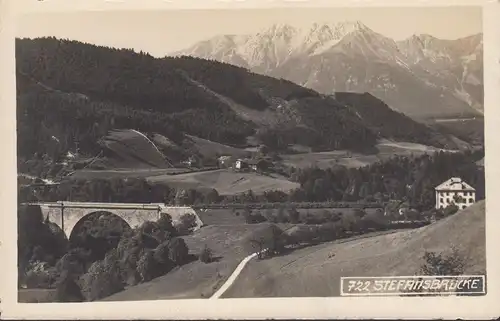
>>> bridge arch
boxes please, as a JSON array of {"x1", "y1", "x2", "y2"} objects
[
  {"x1": 68, "y1": 210, "x2": 132, "y2": 245},
  {"x1": 68, "y1": 211, "x2": 133, "y2": 260}
]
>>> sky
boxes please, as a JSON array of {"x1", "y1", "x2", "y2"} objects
[{"x1": 16, "y1": 7, "x2": 482, "y2": 57}]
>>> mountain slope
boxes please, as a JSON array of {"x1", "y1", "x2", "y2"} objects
[
  {"x1": 16, "y1": 37, "x2": 462, "y2": 174},
  {"x1": 173, "y1": 22, "x2": 483, "y2": 119}
]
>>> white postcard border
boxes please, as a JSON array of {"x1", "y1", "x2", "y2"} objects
[{"x1": 1, "y1": 0, "x2": 500, "y2": 319}]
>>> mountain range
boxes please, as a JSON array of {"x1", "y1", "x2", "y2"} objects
[
  {"x1": 16, "y1": 37, "x2": 470, "y2": 176},
  {"x1": 172, "y1": 21, "x2": 483, "y2": 119}
]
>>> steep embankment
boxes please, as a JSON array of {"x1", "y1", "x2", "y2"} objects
[{"x1": 223, "y1": 201, "x2": 486, "y2": 298}]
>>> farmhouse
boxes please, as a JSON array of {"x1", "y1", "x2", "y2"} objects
[
  {"x1": 435, "y1": 177, "x2": 476, "y2": 210},
  {"x1": 234, "y1": 158, "x2": 269, "y2": 171},
  {"x1": 234, "y1": 158, "x2": 248, "y2": 170},
  {"x1": 218, "y1": 155, "x2": 232, "y2": 168}
]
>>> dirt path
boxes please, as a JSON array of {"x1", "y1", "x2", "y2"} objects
[{"x1": 210, "y1": 251, "x2": 261, "y2": 299}]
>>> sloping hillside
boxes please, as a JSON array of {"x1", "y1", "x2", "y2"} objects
[
  {"x1": 334, "y1": 92, "x2": 469, "y2": 149},
  {"x1": 16, "y1": 37, "x2": 461, "y2": 171},
  {"x1": 223, "y1": 201, "x2": 485, "y2": 297},
  {"x1": 99, "y1": 129, "x2": 173, "y2": 168}
]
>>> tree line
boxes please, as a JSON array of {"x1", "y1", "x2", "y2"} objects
[{"x1": 19, "y1": 149, "x2": 484, "y2": 213}]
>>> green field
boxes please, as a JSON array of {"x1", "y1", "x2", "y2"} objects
[
  {"x1": 222, "y1": 201, "x2": 485, "y2": 298},
  {"x1": 281, "y1": 140, "x2": 447, "y2": 169},
  {"x1": 197, "y1": 207, "x2": 380, "y2": 226},
  {"x1": 147, "y1": 169, "x2": 300, "y2": 196}
]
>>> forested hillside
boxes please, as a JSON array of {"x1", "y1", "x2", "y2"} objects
[{"x1": 17, "y1": 37, "x2": 462, "y2": 171}]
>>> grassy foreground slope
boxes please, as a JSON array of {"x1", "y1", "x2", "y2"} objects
[
  {"x1": 102, "y1": 224, "x2": 275, "y2": 301},
  {"x1": 223, "y1": 201, "x2": 486, "y2": 298}
]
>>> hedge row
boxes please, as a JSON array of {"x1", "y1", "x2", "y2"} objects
[{"x1": 193, "y1": 201, "x2": 386, "y2": 210}]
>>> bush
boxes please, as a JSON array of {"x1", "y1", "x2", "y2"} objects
[
  {"x1": 54, "y1": 270, "x2": 85, "y2": 302},
  {"x1": 419, "y1": 247, "x2": 466, "y2": 276},
  {"x1": 157, "y1": 213, "x2": 176, "y2": 235},
  {"x1": 167, "y1": 237, "x2": 189, "y2": 265},
  {"x1": 115, "y1": 234, "x2": 144, "y2": 285},
  {"x1": 55, "y1": 248, "x2": 91, "y2": 279},
  {"x1": 443, "y1": 204, "x2": 459, "y2": 217},
  {"x1": 152, "y1": 241, "x2": 176, "y2": 275},
  {"x1": 24, "y1": 261, "x2": 58, "y2": 289},
  {"x1": 176, "y1": 213, "x2": 198, "y2": 235},
  {"x1": 136, "y1": 250, "x2": 162, "y2": 282},
  {"x1": 247, "y1": 224, "x2": 285, "y2": 258},
  {"x1": 79, "y1": 249, "x2": 124, "y2": 301},
  {"x1": 199, "y1": 245, "x2": 213, "y2": 263}
]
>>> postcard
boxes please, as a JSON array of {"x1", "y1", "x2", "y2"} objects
[{"x1": 1, "y1": 0, "x2": 499, "y2": 319}]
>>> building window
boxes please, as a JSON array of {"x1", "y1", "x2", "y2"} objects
[{"x1": 469, "y1": 198, "x2": 474, "y2": 203}]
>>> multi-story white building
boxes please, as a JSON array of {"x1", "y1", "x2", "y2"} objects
[{"x1": 435, "y1": 177, "x2": 476, "y2": 210}]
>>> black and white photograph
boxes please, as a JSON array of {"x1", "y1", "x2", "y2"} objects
[{"x1": 1, "y1": 0, "x2": 498, "y2": 319}]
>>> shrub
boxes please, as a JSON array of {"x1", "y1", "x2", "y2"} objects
[
  {"x1": 54, "y1": 270, "x2": 85, "y2": 302},
  {"x1": 55, "y1": 248, "x2": 91, "y2": 279},
  {"x1": 443, "y1": 204, "x2": 459, "y2": 217},
  {"x1": 136, "y1": 249, "x2": 162, "y2": 282},
  {"x1": 419, "y1": 247, "x2": 466, "y2": 276},
  {"x1": 199, "y1": 245, "x2": 213, "y2": 263},
  {"x1": 152, "y1": 241, "x2": 176, "y2": 276},
  {"x1": 24, "y1": 261, "x2": 57, "y2": 289},
  {"x1": 116, "y1": 234, "x2": 144, "y2": 284},
  {"x1": 247, "y1": 224, "x2": 285, "y2": 258},
  {"x1": 79, "y1": 249, "x2": 124, "y2": 301},
  {"x1": 176, "y1": 213, "x2": 198, "y2": 235},
  {"x1": 157, "y1": 213, "x2": 176, "y2": 235},
  {"x1": 167, "y1": 237, "x2": 189, "y2": 265},
  {"x1": 153, "y1": 241, "x2": 170, "y2": 264}
]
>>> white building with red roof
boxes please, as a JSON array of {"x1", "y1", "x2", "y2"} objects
[{"x1": 435, "y1": 177, "x2": 476, "y2": 210}]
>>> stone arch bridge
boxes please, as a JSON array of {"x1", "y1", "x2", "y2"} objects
[{"x1": 23, "y1": 201, "x2": 204, "y2": 239}]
